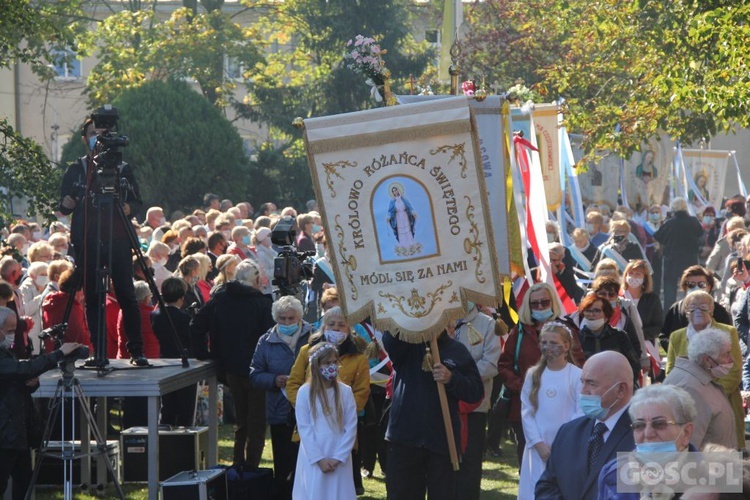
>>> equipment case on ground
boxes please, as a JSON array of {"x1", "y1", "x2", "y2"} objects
[
  {"x1": 161, "y1": 469, "x2": 227, "y2": 500},
  {"x1": 120, "y1": 426, "x2": 208, "y2": 482}
]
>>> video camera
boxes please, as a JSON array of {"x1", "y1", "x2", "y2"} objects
[
  {"x1": 271, "y1": 216, "x2": 314, "y2": 296},
  {"x1": 39, "y1": 324, "x2": 91, "y2": 361},
  {"x1": 90, "y1": 104, "x2": 129, "y2": 193}
]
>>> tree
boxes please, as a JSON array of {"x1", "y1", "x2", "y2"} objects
[
  {"x1": 0, "y1": 0, "x2": 87, "y2": 220},
  {"x1": 79, "y1": 6, "x2": 264, "y2": 109},
  {"x1": 61, "y1": 80, "x2": 251, "y2": 214}
]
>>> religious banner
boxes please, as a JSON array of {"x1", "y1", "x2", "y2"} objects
[
  {"x1": 623, "y1": 135, "x2": 672, "y2": 212},
  {"x1": 511, "y1": 104, "x2": 562, "y2": 210},
  {"x1": 569, "y1": 136, "x2": 620, "y2": 211},
  {"x1": 304, "y1": 97, "x2": 502, "y2": 341},
  {"x1": 398, "y1": 94, "x2": 512, "y2": 276},
  {"x1": 680, "y1": 149, "x2": 730, "y2": 211}
]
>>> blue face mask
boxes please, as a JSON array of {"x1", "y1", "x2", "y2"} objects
[
  {"x1": 634, "y1": 439, "x2": 680, "y2": 464},
  {"x1": 531, "y1": 308, "x2": 554, "y2": 322},
  {"x1": 312, "y1": 224, "x2": 322, "y2": 233},
  {"x1": 277, "y1": 323, "x2": 298, "y2": 336},
  {"x1": 578, "y1": 382, "x2": 621, "y2": 420},
  {"x1": 88, "y1": 135, "x2": 98, "y2": 151},
  {"x1": 242, "y1": 235, "x2": 251, "y2": 246}
]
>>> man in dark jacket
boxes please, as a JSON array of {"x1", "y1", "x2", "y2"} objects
[
  {"x1": 58, "y1": 115, "x2": 145, "y2": 366},
  {"x1": 190, "y1": 261, "x2": 274, "y2": 467},
  {"x1": 654, "y1": 197, "x2": 704, "y2": 309},
  {"x1": 0, "y1": 306, "x2": 82, "y2": 500},
  {"x1": 383, "y1": 329, "x2": 483, "y2": 500}
]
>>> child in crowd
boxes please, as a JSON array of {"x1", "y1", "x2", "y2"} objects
[{"x1": 293, "y1": 342, "x2": 357, "y2": 499}]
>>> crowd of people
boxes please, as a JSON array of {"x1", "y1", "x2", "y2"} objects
[{"x1": 3, "y1": 118, "x2": 750, "y2": 499}]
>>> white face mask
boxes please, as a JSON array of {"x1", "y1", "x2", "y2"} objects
[
  {"x1": 324, "y1": 330, "x2": 348, "y2": 345},
  {"x1": 20, "y1": 243, "x2": 29, "y2": 255},
  {"x1": 35, "y1": 275, "x2": 49, "y2": 288},
  {"x1": 583, "y1": 317, "x2": 607, "y2": 331},
  {"x1": 1, "y1": 334, "x2": 13, "y2": 349}
]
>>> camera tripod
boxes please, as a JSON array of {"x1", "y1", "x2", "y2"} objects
[{"x1": 25, "y1": 359, "x2": 125, "y2": 500}]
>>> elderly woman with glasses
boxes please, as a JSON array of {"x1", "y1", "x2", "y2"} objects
[
  {"x1": 498, "y1": 283, "x2": 585, "y2": 466},
  {"x1": 664, "y1": 291, "x2": 744, "y2": 446},
  {"x1": 570, "y1": 293, "x2": 641, "y2": 384},
  {"x1": 597, "y1": 384, "x2": 698, "y2": 499},
  {"x1": 660, "y1": 265, "x2": 733, "y2": 350}
]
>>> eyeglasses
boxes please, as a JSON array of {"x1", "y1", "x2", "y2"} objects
[
  {"x1": 686, "y1": 304, "x2": 711, "y2": 313},
  {"x1": 529, "y1": 299, "x2": 552, "y2": 309},
  {"x1": 631, "y1": 419, "x2": 683, "y2": 432},
  {"x1": 583, "y1": 308, "x2": 603, "y2": 315},
  {"x1": 686, "y1": 281, "x2": 708, "y2": 289},
  {"x1": 597, "y1": 291, "x2": 618, "y2": 298}
]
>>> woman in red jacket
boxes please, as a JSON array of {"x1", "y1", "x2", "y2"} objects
[
  {"x1": 117, "y1": 281, "x2": 159, "y2": 359},
  {"x1": 41, "y1": 269, "x2": 93, "y2": 353},
  {"x1": 497, "y1": 282, "x2": 584, "y2": 467}
]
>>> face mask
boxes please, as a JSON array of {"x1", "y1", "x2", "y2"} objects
[
  {"x1": 35, "y1": 275, "x2": 49, "y2": 287},
  {"x1": 586, "y1": 223, "x2": 595, "y2": 233},
  {"x1": 88, "y1": 135, "x2": 97, "y2": 151},
  {"x1": 583, "y1": 317, "x2": 607, "y2": 331},
  {"x1": 578, "y1": 382, "x2": 620, "y2": 420},
  {"x1": 547, "y1": 233, "x2": 556, "y2": 243},
  {"x1": 221, "y1": 230, "x2": 231, "y2": 241},
  {"x1": 277, "y1": 323, "x2": 298, "y2": 336},
  {"x1": 320, "y1": 363, "x2": 339, "y2": 381},
  {"x1": 612, "y1": 235, "x2": 626, "y2": 244},
  {"x1": 159, "y1": 217, "x2": 167, "y2": 226},
  {"x1": 634, "y1": 440, "x2": 680, "y2": 464},
  {"x1": 236, "y1": 219, "x2": 243, "y2": 226},
  {"x1": 191, "y1": 276, "x2": 199, "y2": 285},
  {"x1": 703, "y1": 216, "x2": 714, "y2": 225},
  {"x1": 0, "y1": 335, "x2": 12, "y2": 349},
  {"x1": 541, "y1": 344, "x2": 564, "y2": 360},
  {"x1": 324, "y1": 330, "x2": 348, "y2": 345},
  {"x1": 649, "y1": 213, "x2": 661, "y2": 222},
  {"x1": 531, "y1": 308, "x2": 554, "y2": 322},
  {"x1": 21, "y1": 243, "x2": 29, "y2": 255},
  {"x1": 242, "y1": 235, "x2": 251, "y2": 246},
  {"x1": 689, "y1": 310, "x2": 709, "y2": 326},
  {"x1": 60, "y1": 248, "x2": 68, "y2": 258},
  {"x1": 626, "y1": 276, "x2": 644, "y2": 289},
  {"x1": 312, "y1": 224, "x2": 322, "y2": 233},
  {"x1": 710, "y1": 361, "x2": 733, "y2": 379}
]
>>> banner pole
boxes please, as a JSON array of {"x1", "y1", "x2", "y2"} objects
[{"x1": 429, "y1": 337, "x2": 460, "y2": 471}]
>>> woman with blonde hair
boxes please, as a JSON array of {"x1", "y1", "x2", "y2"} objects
[
  {"x1": 212, "y1": 254, "x2": 240, "y2": 293},
  {"x1": 518, "y1": 322, "x2": 582, "y2": 498}
]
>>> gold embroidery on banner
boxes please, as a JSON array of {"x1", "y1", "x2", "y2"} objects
[
  {"x1": 322, "y1": 160, "x2": 357, "y2": 198},
  {"x1": 449, "y1": 292, "x2": 459, "y2": 303},
  {"x1": 334, "y1": 214, "x2": 359, "y2": 300},
  {"x1": 463, "y1": 196, "x2": 486, "y2": 284},
  {"x1": 377, "y1": 303, "x2": 386, "y2": 314},
  {"x1": 430, "y1": 142, "x2": 468, "y2": 178},
  {"x1": 378, "y1": 281, "x2": 452, "y2": 319}
]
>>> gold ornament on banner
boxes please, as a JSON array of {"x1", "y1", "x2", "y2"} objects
[
  {"x1": 463, "y1": 196, "x2": 486, "y2": 284},
  {"x1": 322, "y1": 160, "x2": 357, "y2": 198},
  {"x1": 431, "y1": 142, "x2": 469, "y2": 178},
  {"x1": 333, "y1": 215, "x2": 359, "y2": 300},
  {"x1": 378, "y1": 282, "x2": 452, "y2": 319}
]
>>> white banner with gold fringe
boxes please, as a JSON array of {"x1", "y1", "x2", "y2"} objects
[{"x1": 304, "y1": 97, "x2": 502, "y2": 342}]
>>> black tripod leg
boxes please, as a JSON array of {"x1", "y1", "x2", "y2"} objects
[{"x1": 25, "y1": 380, "x2": 66, "y2": 500}]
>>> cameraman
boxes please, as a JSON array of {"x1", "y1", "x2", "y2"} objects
[
  {"x1": 58, "y1": 116, "x2": 146, "y2": 366},
  {"x1": 0, "y1": 306, "x2": 82, "y2": 499}
]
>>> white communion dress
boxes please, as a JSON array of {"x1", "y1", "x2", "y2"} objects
[{"x1": 292, "y1": 382, "x2": 358, "y2": 500}]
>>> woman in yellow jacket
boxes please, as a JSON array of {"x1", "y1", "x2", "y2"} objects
[
  {"x1": 665, "y1": 290, "x2": 744, "y2": 446},
  {"x1": 285, "y1": 305, "x2": 371, "y2": 494}
]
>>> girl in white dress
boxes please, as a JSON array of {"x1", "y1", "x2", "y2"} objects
[
  {"x1": 518, "y1": 322, "x2": 582, "y2": 499},
  {"x1": 293, "y1": 343, "x2": 357, "y2": 500}
]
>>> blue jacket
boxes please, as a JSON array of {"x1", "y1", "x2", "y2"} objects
[
  {"x1": 383, "y1": 331, "x2": 483, "y2": 456},
  {"x1": 248, "y1": 322, "x2": 313, "y2": 425}
]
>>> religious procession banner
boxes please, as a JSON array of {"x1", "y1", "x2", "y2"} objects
[
  {"x1": 569, "y1": 135, "x2": 620, "y2": 211},
  {"x1": 304, "y1": 97, "x2": 502, "y2": 341},
  {"x1": 511, "y1": 104, "x2": 562, "y2": 211},
  {"x1": 397, "y1": 94, "x2": 512, "y2": 276},
  {"x1": 623, "y1": 136, "x2": 672, "y2": 211},
  {"x1": 680, "y1": 149, "x2": 730, "y2": 211}
]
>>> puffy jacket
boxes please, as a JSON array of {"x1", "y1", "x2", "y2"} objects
[
  {"x1": 190, "y1": 281, "x2": 274, "y2": 377},
  {"x1": 0, "y1": 347, "x2": 65, "y2": 450},
  {"x1": 249, "y1": 322, "x2": 314, "y2": 425},
  {"x1": 286, "y1": 334, "x2": 370, "y2": 413}
]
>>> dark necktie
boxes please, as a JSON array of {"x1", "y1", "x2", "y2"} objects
[{"x1": 587, "y1": 422, "x2": 608, "y2": 473}]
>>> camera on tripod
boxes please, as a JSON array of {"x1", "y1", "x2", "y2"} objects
[
  {"x1": 39, "y1": 324, "x2": 91, "y2": 361},
  {"x1": 90, "y1": 104, "x2": 129, "y2": 193},
  {"x1": 271, "y1": 216, "x2": 315, "y2": 296}
]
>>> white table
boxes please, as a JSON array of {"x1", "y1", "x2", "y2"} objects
[{"x1": 32, "y1": 359, "x2": 218, "y2": 499}]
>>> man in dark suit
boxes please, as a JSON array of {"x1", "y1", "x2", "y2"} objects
[{"x1": 536, "y1": 350, "x2": 635, "y2": 500}]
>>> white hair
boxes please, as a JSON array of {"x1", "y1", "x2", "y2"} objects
[
  {"x1": 670, "y1": 197, "x2": 688, "y2": 213},
  {"x1": 272, "y1": 295, "x2": 304, "y2": 322},
  {"x1": 235, "y1": 260, "x2": 261, "y2": 288},
  {"x1": 630, "y1": 384, "x2": 697, "y2": 425},
  {"x1": 133, "y1": 280, "x2": 152, "y2": 303},
  {"x1": 27, "y1": 261, "x2": 48, "y2": 278},
  {"x1": 687, "y1": 327, "x2": 731, "y2": 361}
]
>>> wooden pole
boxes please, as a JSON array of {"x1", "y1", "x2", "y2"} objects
[{"x1": 430, "y1": 337, "x2": 460, "y2": 471}]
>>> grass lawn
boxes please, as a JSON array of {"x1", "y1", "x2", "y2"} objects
[{"x1": 32, "y1": 424, "x2": 521, "y2": 499}]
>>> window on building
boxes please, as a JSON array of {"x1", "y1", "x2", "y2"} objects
[{"x1": 52, "y1": 49, "x2": 81, "y2": 81}]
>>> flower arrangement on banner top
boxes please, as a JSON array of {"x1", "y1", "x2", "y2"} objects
[{"x1": 344, "y1": 35, "x2": 392, "y2": 103}]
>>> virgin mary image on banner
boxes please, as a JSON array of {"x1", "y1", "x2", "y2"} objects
[{"x1": 373, "y1": 176, "x2": 438, "y2": 263}]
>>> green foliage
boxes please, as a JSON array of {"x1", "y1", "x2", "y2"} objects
[
  {"x1": 247, "y1": 141, "x2": 315, "y2": 210},
  {"x1": 62, "y1": 80, "x2": 251, "y2": 214},
  {"x1": 80, "y1": 7, "x2": 264, "y2": 108}
]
